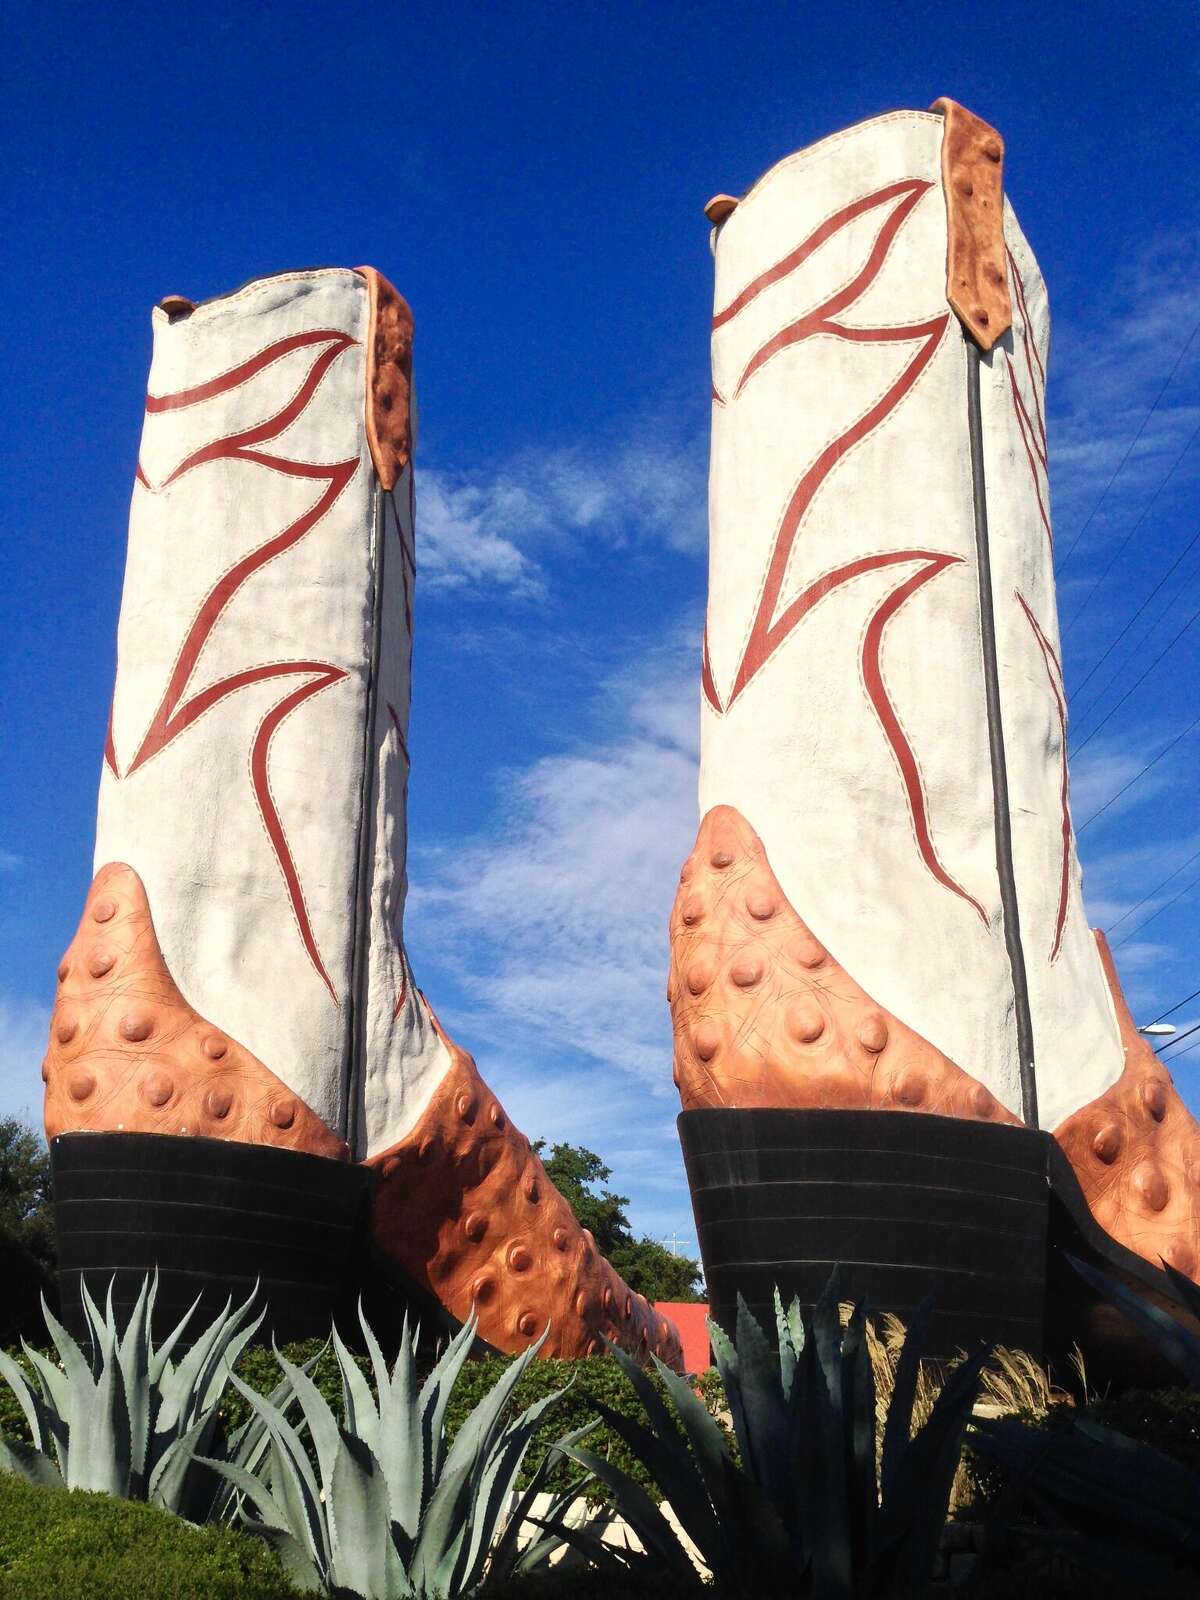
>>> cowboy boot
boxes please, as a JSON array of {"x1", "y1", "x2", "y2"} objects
[
  {"x1": 673, "y1": 102, "x2": 1200, "y2": 1287},
  {"x1": 44, "y1": 265, "x2": 681, "y2": 1367}
]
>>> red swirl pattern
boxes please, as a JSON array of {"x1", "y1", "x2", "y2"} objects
[{"x1": 108, "y1": 329, "x2": 361, "y2": 1002}]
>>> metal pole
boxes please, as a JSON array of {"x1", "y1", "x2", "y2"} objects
[{"x1": 965, "y1": 337, "x2": 1039, "y2": 1127}]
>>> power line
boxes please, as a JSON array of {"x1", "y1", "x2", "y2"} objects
[
  {"x1": 1159, "y1": 1018, "x2": 1200, "y2": 1062},
  {"x1": 1145, "y1": 985, "x2": 1200, "y2": 1027},
  {"x1": 1071, "y1": 523, "x2": 1200, "y2": 705},
  {"x1": 1071, "y1": 595, "x2": 1200, "y2": 755},
  {"x1": 1057, "y1": 316, "x2": 1200, "y2": 569},
  {"x1": 1064, "y1": 415, "x2": 1200, "y2": 635},
  {"x1": 1108, "y1": 843, "x2": 1200, "y2": 935},
  {"x1": 1076, "y1": 713, "x2": 1200, "y2": 832},
  {"x1": 1162, "y1": 1034, "x2": 1200, "y2": 1066},
  {"x1": 1112, "y1": 868, "x2": 1200, "y2": 950}
]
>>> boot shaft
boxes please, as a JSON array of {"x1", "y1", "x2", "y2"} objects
[
  {"x1": 699, "y1": 106, "x2": 1121, "y2": 1128},
  {"x1": 96, "y1": 268, "x2": 448, "y2": 1157}
]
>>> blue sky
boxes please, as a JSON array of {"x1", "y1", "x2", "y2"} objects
[{"x1": 2, "y1": 1, "x2": 1198, "y2": 1251}]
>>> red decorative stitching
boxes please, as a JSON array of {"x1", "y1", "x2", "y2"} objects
[
  {"x1": 112, "y1": 329, "x2": 360, "y2": 999},
  {"x1": 1016, "y1": 590, "x2": 1070, "y2": 962},
  {"x1": 1007, "y1": 246, "x2": 1047, "y2": 450},
  {"x1": 707, "y1": 181, "x2": 987, "y2": 918},
  {"x1": 1005, "y1": 247, "x2": 1051, "y2": 551},
  {"x1": 710, "y1": 180, "x2": 949, "y2": 707},
  {"x1": 712, "y1": 178, "x2": 930, "y2": 332}
]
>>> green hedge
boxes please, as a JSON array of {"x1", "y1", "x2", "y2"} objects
[
  {"x1": 3, "y1": 1338, "x2": 730, "y2": 1509},
  {"x1": 0, "y1": 1472, "x2": 301, "y2": 1600}
]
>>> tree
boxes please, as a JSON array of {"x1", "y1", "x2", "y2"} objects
[
  {"x1": 0, "y1": 1116, "x2": 54, "y2": 1270},
  {"x1": 0, "y1": 1115, "x2": 57, "y2": 1342},
  {"x1": 534, "y1": 1140, "x2": 702, "y2": 1303}
]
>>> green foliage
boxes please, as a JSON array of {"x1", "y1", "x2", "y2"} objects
[
  {"x1": 966, "y1": 1255, "x2": 1200, "y2": 1592},
  {"x1": 202, "y1": 1309, "x2": 586, "y2": 1599},
  {"x1": 0, "y1": 1117, "x2": 56, "y2": 1346},
  {"x1": 1070, "y1": 1386, "x2": 1200, "y2": 1476},
  {"x1": 555, "y1": 1273, "x2": 988, "y2": 1598},
  {"x1": 0, "y1": 1273, "x2": 275, "y2": 1519},
  {"x1": 0, "y1": 1471, "x2": 302, "y2": 1600},
  {"x1": 968, "y1": 1412, "x2": 1200, "y2": 1595},
  {"x1": 534, "y1": 1142, "x2": 702, "y2": 1303},
  {"x1": 0, "y1": 1117, "x2": 54, "y2": 1269},
  {"x1": 443, "y1": 1348, "x2": 729, "y2": 1506}
]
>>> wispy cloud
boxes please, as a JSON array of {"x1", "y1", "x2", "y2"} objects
[
  {"x1": 418, "y1": 419, "x2": 706, "y2": 596},
  {"x1": 0, "y1": 849, "x2": 22, "y2": 872},
  {"x1": 0, "y1": 995, "x2": 49, "y2": 1128},
  {"x1": 1069, "y1": 731, "x2": 1183, "y2": 832},
  {"x1": 1050, "y1": 230, "x2": 1200, "y2": 551},
  {"x1": 408, "y1": 635, "x2": 699, "y2": 1092}
]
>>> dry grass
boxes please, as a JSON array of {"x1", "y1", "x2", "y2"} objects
[{"x1": 842, "y1": 1305, "x2": 1086, "y2": 1509}]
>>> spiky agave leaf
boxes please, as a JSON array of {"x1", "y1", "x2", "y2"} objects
[
  {"x1": 0, "y1": 1271, "x2": 269, "y2": 1517},
  {"x1": 581, "y1": 1273, "x2": 989, "y2": 1600},
  {"x1": 1068, "y1": 1254, "x2": 1200, "y2": 1386},
  {"x1": 205, "y1": 1305, "x2": 584, "y2": 1600},
  {"x1": 408, "y1": 1324, "x2": 554, "y2": 1595},
  {"x1": 969, "y1": 1413, "x2": 1200, "y2": 1592},
  {"x1": 489, "y1": 1422, "x2": 596, "y2": 1584}
]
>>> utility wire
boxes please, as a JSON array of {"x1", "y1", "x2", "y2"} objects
[
  {"x1": 1071, "y1": 522, "x2": 1200, "y2": 705},
  {"x1": 1159, "y1": 1018, "x2": 1200, "y2": 1062},
  {"x1": 1064, "y1": 416, "x2": 1200, "y2": 635},
  {"x1": 1108, "y1": 843, "x2": 1200, "y2": 936},
  {"x1": 1112, "y1": 868, "x2": 1200, "y2": 950},
  {"x1": 1145, "y1": 985, "x2": 1200, "y2": 1027},
  {"x1": 1076, "y1": 713, "x2": 1200, "y2": 833},
  {"x1": 1071, "y1": 594, "x2": 1200, "y2": 756},
  {"x1": 1057, "y1": 316, "x2": 1200, "y2": 569},
  {"x1": 1161, "y1": 1034, "x2": 1200, "y2": 1066}
]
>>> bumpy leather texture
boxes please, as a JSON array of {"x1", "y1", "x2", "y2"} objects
[
  {"x1": 63, "y1": 267, "x2": 684, "y2": 1365},
  {"x1": 369, "y1": 1014, "x2": 684, "y2": 1368},
  {"x1": 45, "y1": 863, "x2": 349, "y2": 1161},
  {"x1": 1054, "y1": 933, "x2": 1200, "y2": 1279},
  {"x1": 699, "y1": 107, "x2": 1121, "y2": 1129},
  {"x1": 669, "y1": 806, "x2": 1018, "y2": 1125}
]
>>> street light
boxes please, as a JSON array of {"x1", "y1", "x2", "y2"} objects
[{"x1": 1139, "y1": 1023, "x2": 1178, "y2": 1036}]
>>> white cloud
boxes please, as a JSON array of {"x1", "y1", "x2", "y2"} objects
[
  {"x1": 0, "y1": 995, "x2": 49, "y2": 1128},
  {"x1": 1050, "y1": 230, "x2": 1200, "y2": 545},
  {"x1": 417, "y1": 423, "x2": 706, "y2": 596},
  {"x1": 1069, "y1": 733, "x2": 1182, "y2": 832},
  {"x1": 417, "y1": 472, "x2": 546, "y2": 598},
  {"x1": 408, "y1": 640, "x2": 699, "y2": 1090}
]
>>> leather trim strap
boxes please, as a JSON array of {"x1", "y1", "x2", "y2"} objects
[
  {"x1": 355, "y1": 267, "x2": 414, "y2": 489},
  {"x1": 930, "y1": 97, "x2": 1012, "y2": 352}
]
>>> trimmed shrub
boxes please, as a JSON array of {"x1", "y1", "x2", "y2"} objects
[
  {"x1": 0, "y1": 1472, "x2": 301, "y2": 1599},
  {"x1": 1071, "y1": 1386, "x2": 1200, "y2": 1475}
]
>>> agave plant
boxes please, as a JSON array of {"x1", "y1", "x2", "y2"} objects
[
  {"x1": 0, "y1": 1272, "x2": 271, "y2": 1518},
  {"x1": 967, "y1": 1254, "x2": 1200, "y2": 1593},
  {"x1": 1067, "y1": 1251, "x2": 1200, "y2": 1384},
  {"x1": 552, "y1": 1270, "x2": 989, "y2": 1598},
  {"x1": 200, "y1": 1308, "x2": 588, "y2": 1599}
]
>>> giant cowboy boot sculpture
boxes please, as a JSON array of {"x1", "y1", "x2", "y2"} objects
[
  {"x1": 672, "y1": 100, "x2": 1200, "y2": 1352},
  {"x1": 44, "y1": 267, "x2": 681, "y2": 1368}
]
